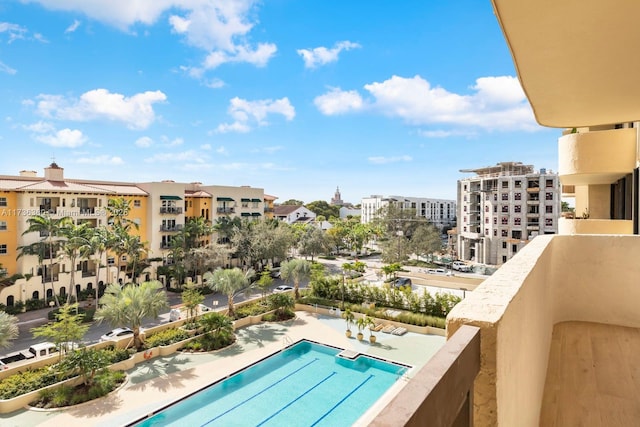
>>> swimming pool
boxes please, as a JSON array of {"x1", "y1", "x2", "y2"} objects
[{"x1": 130, "y1": 340, "x2": 409, "y2": 427}]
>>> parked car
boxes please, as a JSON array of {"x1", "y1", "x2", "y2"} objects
[
  {"x1": 269, "y1": 268, "x2": 281, "y2": 279},
  {"x1": 169, "y1": 308, "x2": 182, "y2": 322},
  {"x1": 273, "y1": 285, "x2": 293, "y2": 293},
  {"x1": 392, "y1": 277, "x2": 412, "y2": 288},
  {"x1": 100, "y1": 327, "x2": 134, "y2": 342},
  {"x1": 0, "y1": 342, "x2": 59, "y2": 366},
  {"x1": 452, "y1": 261, "x2": 472, "y2": 272}
]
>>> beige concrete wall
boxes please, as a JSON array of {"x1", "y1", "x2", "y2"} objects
[
  {"x1": 588, "y1": 184, "x2": 610, "y2": 218},
  {"x1": 558, "y1": 218, "x2": 633, "y2": 235},
  {"x1": 447, "y1": 234, "x2": 640, "y2": 426}
]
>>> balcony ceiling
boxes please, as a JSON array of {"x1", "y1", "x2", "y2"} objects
[{"x1": 491, "y1": 0, "x2": 640, "y2": 127}]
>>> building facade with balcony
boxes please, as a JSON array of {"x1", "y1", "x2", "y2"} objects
[
  {"x1": 0, "y1": 164, "x2": 269, "y2": 308},
  {"x1": 457, "y1": 162, "x2": 560, "y2": 266},
  {"x1": 360, "y1": 194, "x2": 456, "y2": 231}
]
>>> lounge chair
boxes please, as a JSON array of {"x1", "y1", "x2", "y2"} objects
[
  {"x1": 371, "y1": 323, "x2": 384, "y2": 332},
  {"x1": 391, "y1": 327, "x2": 408, "y2": 336},
  {"x1": 381, "y1": 324, "x2": 397, "y2": 334}
]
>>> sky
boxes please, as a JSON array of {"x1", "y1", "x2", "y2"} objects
[{"x1": 0, "y1": 0, "x2": 561, "y2": 205}]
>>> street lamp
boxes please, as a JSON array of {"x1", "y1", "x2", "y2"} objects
[{"x1": 460, "y1": 287, "x2": 468, "y2": 299}]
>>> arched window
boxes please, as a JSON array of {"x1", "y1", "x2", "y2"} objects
[
  {"x1": 6, "y1": 295, "x2": 14, "y2": 307},
  {"x1": 32, "y1": 291, "x2": 39, "y2": 300},
  {"x1": 87, "y1": 282, "x2": 93, "y2": 291},
  {"x1": 75, "y1": 284, "x2": 81, "y2": 297},
  {"x1": 60, "y1": 287, "x2": 66, "y2": 297},
  {"x1": 46, "y1": 289, "x2": 53, "y2": 299}
]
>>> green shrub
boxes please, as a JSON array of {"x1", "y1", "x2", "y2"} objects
[
  {"x1": 47, "y1": 306, "x2": 95, "y2": 323},
  {"x1": 234, "y1": 301, "x2": 270, "y2": 319},
  {"x1": 0, "y1": 367, "x2": 70, "y2": 399},
  {"x1": 101, "y1": 346, "x2": 131, "y2": 364},
  {"x1": 144, "y1": 328, "x2": 190, "y2": 348}
]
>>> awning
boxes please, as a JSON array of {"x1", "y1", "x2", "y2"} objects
[
  {"x1": 241, "y1": 212, "x2": 251, "y2": 217},
  {"x1": 217, "y1": 197, "x2": 234, "y2": 202},
  {"x1": 241, "y1": 198, "x2": 251, "y2": 202},
  {"x1": 160, "y1": 195, "x2": 182, "y2": 201},
  {"x1": 251, "y1": 199, "x2": 262, "y2": 203},
  {"x1": 251, "y1": 212, "x2": 262, "y2": 216}
]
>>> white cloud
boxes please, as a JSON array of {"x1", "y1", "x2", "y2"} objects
[
  {"x1": 216, "y1": 97, "x2": 295, "y2": 133},
  {"x1": 215, "y1": 146, "x2": 226, "y2": 154},
  {"x1": 0, "y1": 22, "x2": 27, "y2": 43},
  {"x1": 35, "y1": 128, "x2": 87, "y2": 148},
  {"x1": 135, "y1": 136, "x2": 153, "y2": 147},
  {"x1": 204, "y1": 78, "x2": 225, "y2": 89},
  {"x1": 368, "y1": 155, "x2": 412, "y2": 165},
  {"x1": 24, "y1": 121, "x2": 56, "y2": 133},
  {"x1": 297, "y1": 40, "x2": 360, "y2": 69},
  {"x1": 315, "y1": 75, "x2": 538, "y2": 132},
  {"x1": 75, "y1": 155, "x2": 123, "y2": 165},
  {"x1": 34, "y1": 88, "x2": 167, "y2": 130},
  {"x1": 0, "y1": 61, "x2": 16, "y2": 75},
  {"x1": 162, "y1": 136, "x2": 184, "y2": 147},
  {"x1": 251, "y1": 146, "x2": 283, "y2": 154},
  {"x1": 314, "y1": 87, "x2": 364, "y2": 115},
  {"x1": 417, "y1": 129, "x2": 477, "y2": 138},
  {"x1": 200, "y1": 143, "x2": 212, "y2": 150},
  {"x1": 29, "y1": 1, "x2": 276, "y2": 69},
  {"x1": 65, "y1": 20, "x2": 81, "y2": 33}
]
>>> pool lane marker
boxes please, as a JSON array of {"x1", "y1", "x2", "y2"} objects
[
  {"x1": 200, "y1": 358, "x2": 319, "y2": 427},
  {"x1": 256, "y1": 372, "x2": 338, "y2": 427},
  {"x1": 309, "y1": 374, "x2": 375, "y2": 427}
]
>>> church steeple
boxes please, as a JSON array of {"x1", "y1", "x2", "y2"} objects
[{"x1": 331, "y1": 186, "x2": 343, "y2": 206}]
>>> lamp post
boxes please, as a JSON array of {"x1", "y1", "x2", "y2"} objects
[{"x1": 460, "y1": 287, "x2": 467, "y2": 299}]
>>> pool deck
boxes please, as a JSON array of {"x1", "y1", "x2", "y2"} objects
[{"x1": 0, "y1": 311, "x2": 445, "y2": 427}]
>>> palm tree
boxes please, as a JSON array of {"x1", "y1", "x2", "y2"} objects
[
  {"x1": 280, "y1": 258, "x2": 311, "y2": 299},
  {"x1": 95, "y1": 281, "x2": 168, "y2": 350},
  {"x1": 60, "y1": 221, "x2": 92, "y2": 304},
  {"x1": 204, "y1": 267, "x2": 254, "y2": 318},
  {"x1": 123, "y1": 234, "x2": 148, "y2": 282},
  {"x1": 200, "y1": 312, "x2": 234, "y2": 348},
  {"x1": 17, "y1": 241, "x2": 47, "y2": 302},
  {"x1": 23, "y1": 214, "x2": 73, "y2": 307},
  {"x1": 87, "y1": 226, "x2": 113, "y2": 303},
  {"x1": 105, "y1": 197, "x2": 137, "y2": 231},
  {"x1": 0, "y1": 311, "x2": 18, "y2": 349}
]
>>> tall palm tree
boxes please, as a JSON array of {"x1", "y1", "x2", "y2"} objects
[
  {"x1": 95, "y1": 281, "x2": 168, "y2": 350},
  {"x1": 204, "y1": 267, "x2": 254, "y2": 318},
  {"x1": 105, "y1": 197, "x2": 137, "y2": 231},
  {"x1": 60, "y1": 221, "x2": 92, "y2": 304},
  {"x1": 87, "y1": 225, "x2": 113, "y2": 303},
  {"x1": 22, "y1": 214, "x2": 73, "y2": 307},
  {"x1": 17, "y1": 241, "x2": 47, "y2": 302},
  {"x1": 280, "y1": 258, "x2": 312, "y2": 299},
  {"x1": 0, "y1": 311, "x2": 18, "y2": 349},
  {"x1": 123, "y1": 234, "x2": 148, "y2": 282}
]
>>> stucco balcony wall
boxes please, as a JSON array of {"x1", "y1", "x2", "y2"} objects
[
  {"x1": 558, "y1": 218, "x2": 634, "y2": 235},
  {"x1": 446, "y1": 234, "x2": 640, "y2": 426},
  {"x1": 558, "y1": 128, "x2": 637, "y2": 186}
]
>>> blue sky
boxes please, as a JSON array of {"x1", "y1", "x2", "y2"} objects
[{"x1": 0, "y1": 1, "x2": 560, "y2": 205}]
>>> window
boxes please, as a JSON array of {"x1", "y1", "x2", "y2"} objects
[
  {"x1": 485, "y1": 206, "x2": 489, "y2": 212},
  {"x1": 493, "y1": 229, "x2": 497, "y2": 236},
  {"x1": 134, "y1": 200, "x2": 141, "y2": 207},
  {"x1": 464, "y1": 195, "x2": 467, "y2": 201},
  {"x1": 0, "y1": 221, "x2": 6, "y2": 231},
  {"x1": 463, "y1": 206, "x2": 467, "y2": 212},
  {"x1": 502, "y1": 242, "x2": 507, "y2": 249},
  {"x1": 0, "y1": 197, "x2": 6, "y2": 207},
  {"x1": 502, "y1": 230, "x2": 508, "y2": 237},
  {"x1": 546, "y1": 192, "x2": 553, "y2": 200},
  {"x1": 464, "y1": 185, "x2": 467, "y2": 191},
  {"x1": 493, "y1": 194, "x2": 498, "y2": 201},
  {"x1": 501, "y1": 217, "x2": 508, "y2": 225},
  {"x1": 514, "y1": 217, "x2": 521, "y2": 225},
  {"x1": 546, "y1": 205, "x2": 553, "y2": 214},
  {"x1": 463, "y1": 226, "x2": 467, "y2": 232},
  {"x1": 0, "y1": 244, "x2": 6, "y2": 255},
  {"x1": 502, "y1": 181, "x2": 509, "y2": 189},
  {"x1": 515, "y1": 180, "x2": 522, "y2": 188},
  {"x1": 514, "y1": 193, "x2": 521, "y2": 201},
  {"x1": 502, "y1": 206, "x2": 509, "y2": 213},
  {"x1": 485, "y1": 228, "x2": 489, "y2": 236},
  {"x1": 546, "y1": 179, "x2": 554, "y2": 188},
  {"x1": 485, "y1": 217, "x2": 489, "y2": 223},
  {"x1": 502, "y1": 255, "x2": 507, "y2": 263},
  {"x1": 512, "y1": 244, "x2": 518, "y2": 253},
  {"x1": 493, "y1": 217, "x2": 497, "y2": 225},
  {"x1": 514, "y1": 205, "x2": 521, "y2": 213},
  {"x1": 493, "y1": 205, "x2": 498, "y2": 213},
  {"x1": 545, "y1": 218, "x2": 553, "y2": 226},
  {"x1": 502, "y1": 193, "x2": 508, "y2": 201}
]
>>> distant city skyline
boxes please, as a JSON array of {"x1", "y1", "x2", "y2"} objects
[{"x1": 0, "y1": 1, "x2": 560, "y2": 204}]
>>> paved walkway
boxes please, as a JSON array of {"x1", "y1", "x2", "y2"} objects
[{"x1": 0, "y1": 311, "x2": 445, "y2": 427}]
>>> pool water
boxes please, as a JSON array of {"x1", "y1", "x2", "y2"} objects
[{"x1": 132, "y1": 340, "x2": 409, "y2": 427}]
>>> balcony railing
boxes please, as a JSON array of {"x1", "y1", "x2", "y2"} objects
[
  {"x1": 263, "y1": 207, "x2": 274, "y2": 213},
  {"x1": 160, "y1": 224, "x2": 184, "y2": 232},
  {"x1": 160, "y1": 207, "x2": 183, "y2": 214},
  {"x1": 81, "y1": 270, "x2": 96, "y2": 278},
  {"x1": 79, "y1": 207, "x2": 95, "y2": 215},
  {"x1": 371, "y1": 325, "x2": 480, "y2": 427},
  {"x1": 217, "y1": 207, "x2": 235, "y2": 214}
]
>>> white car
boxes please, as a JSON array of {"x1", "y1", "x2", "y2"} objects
[
  {"x1": 100, "y1": 327, "x2": 134, "y2": 342},
  {"x1": 273, "y1": 285, "x2": 294, "y2": 293}
]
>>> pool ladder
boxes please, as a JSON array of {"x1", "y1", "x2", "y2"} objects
[{"x1": 282, "y1": 335, "x2": 293, "y2": 347}]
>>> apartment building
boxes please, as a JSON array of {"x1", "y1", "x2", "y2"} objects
[
  {"x1": 360, "y1": 195, "x2": 456, "y2": 231},
  {"x1": 456, "y1": 162, "x2": 560, "y2": 265},
  {"x1": 0, "y1": 163, "x2": 268, "y2": 307}
]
